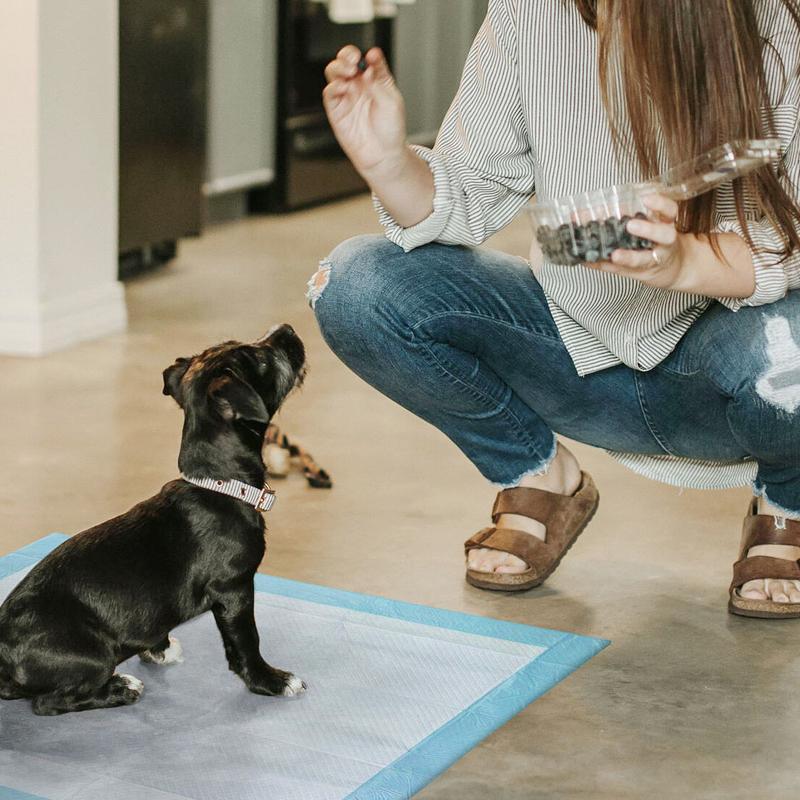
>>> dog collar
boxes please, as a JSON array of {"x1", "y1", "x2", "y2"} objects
[{"x1": 181, "y1": 475, "x2": 277, "y2": 512}]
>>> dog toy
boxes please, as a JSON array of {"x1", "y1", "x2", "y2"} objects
[{"x1": 264, "y1": 424, "x2": 332, "y2": 488}]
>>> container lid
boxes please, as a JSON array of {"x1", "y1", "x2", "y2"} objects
[{"x1": 640, "y1": 138, "x2": 782, "y2": 201}]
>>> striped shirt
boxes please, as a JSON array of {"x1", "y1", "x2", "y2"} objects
[{"x1": 375, "y1": 0, "x2": 800, "y2": 490}]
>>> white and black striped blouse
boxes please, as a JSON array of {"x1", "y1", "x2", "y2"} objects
[{"x1": 375, "y1": 0, "x2": 800, "y2": 490}]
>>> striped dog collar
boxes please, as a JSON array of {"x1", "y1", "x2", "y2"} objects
[{"x1": 181, "y1": 475, "x2": 277, "y2": 512}]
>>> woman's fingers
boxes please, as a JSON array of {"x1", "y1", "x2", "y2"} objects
[
  {"x1": 324, "y1": 60, "x2": 357, "y2": 82},
  {"x1": 324, "y1": 57, "x2": 358, "y2": 83},
  {"x1": 337, "y1": 44, "x2": 362, "y2": 64},
  {"x1": 322, "y1": 80, "x2": 349, "y2": 112},
  {"x1": 641, "y1": 192, "x2": 679, "y2": 222},
  {"x1": 626, "y1": 216, "x2": 677, "y2": 247},
  {"x1": 608, "y1": 248, "x2": 660, "y2": 270},
  {"x1": 363, "y1": 47, "x2": 394, "y2": 86},
  {"x1": 323, "y1": 45, "x2": 399, "y2": 121},
  {"x1": 620, "y1": 192, "x2": 679, "y2": 247},
  {"x1": 324, "y1": 46, "x2": 395, "y2": 92},
  {"x1": 324, "y1": 45, "x2": 362, "y2": 83}
]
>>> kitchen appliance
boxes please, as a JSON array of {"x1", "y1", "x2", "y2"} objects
[
  {"x1": 118, "y1": 0, "x2": 208, "y2": 278},
  {"x1": 249, "y1": 0, "x2": 393, "y2": 212}
]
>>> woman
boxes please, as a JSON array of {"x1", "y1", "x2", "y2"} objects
[{"x1": 310, "y1": 0, "x2": 800, "y2": 618}]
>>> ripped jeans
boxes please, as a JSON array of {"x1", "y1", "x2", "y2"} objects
[{"x1": 309, "y1": 235, "x2": 800, "y2": 515}]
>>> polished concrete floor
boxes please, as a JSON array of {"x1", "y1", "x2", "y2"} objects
[{"x1": 2, "y1": 196, "x2": 798, "y2": 798}]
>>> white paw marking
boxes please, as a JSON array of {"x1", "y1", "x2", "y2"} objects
[
  {"x1": 160, "y1": 636, "x2": 183, "y2": 664},
  {"x1": 118, "y1": 674, "x2": 144, "y2": 695},
  {"x1": 141, "y1": 636, "x2": 183, "y2": 665},
  {"x1": 282, "y1": 674, "x2": 307, "y2": 697}
]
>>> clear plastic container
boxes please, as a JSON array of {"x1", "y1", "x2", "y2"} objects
[{"x1": 528, "y1": 139, "x2": 782, "y2": 265}]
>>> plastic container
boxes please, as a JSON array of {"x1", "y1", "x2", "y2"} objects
[{"x1": 528, "y1": 139, "x2": 782, "y2": 265}]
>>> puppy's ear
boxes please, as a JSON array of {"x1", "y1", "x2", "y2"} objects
[
  {"x1": 209, "y1": 372, "x2": 269, "y2": 424},
  {"x1": 162, "y1": 357, "x2": 192, "y2": 405}
]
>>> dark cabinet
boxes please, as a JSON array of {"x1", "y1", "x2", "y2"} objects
[{"x1": 118, "y1": 0, "x2": 208, "y2": 275}]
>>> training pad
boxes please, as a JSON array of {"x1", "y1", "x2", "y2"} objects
[{"x1": 0, "y1": 536, "x2": 607, "y2": 800}]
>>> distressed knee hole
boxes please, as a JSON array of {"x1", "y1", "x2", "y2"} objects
[
  {"x1": 306, "y1": 261, "x2": 332, "y2": 310},
  {"x1": 756, "y1": 316, "x2": 800, "y2": 413}
]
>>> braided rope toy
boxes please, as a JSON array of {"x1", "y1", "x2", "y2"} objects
[{"x1": 263, "y1": 424, "x2": 332, "y2": 489}]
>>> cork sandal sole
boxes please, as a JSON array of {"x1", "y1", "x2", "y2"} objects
[
  {"x1": 465, "y1": 497, "x2": 598, "y2": 593},
  {"x1": 728, "y1": 592, "x2": 800, "y2": 619}
]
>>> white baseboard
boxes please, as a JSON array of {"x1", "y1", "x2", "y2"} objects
[{"x1": 0, "y1": 281, "x2": 128, "y2": 356}]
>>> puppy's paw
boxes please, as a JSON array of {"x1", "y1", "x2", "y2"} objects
[
  {"x1": 116, "y1": 674, "x2": 144, "y2": 703},
  {"x1": 281, "y1": 673, "x2": 307, "y2": 698},
  {"x1": 140, "y1": 636, "x2": 183, "y2": 665},
  {"x1": 246, "y1": 668, "x2": 307, "y2": 697},
  {"x1": 156, "y1": 636, "x2": 184, "y2": 664}
]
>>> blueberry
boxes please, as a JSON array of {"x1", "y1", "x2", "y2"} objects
[
  {"x1": 539, "y1": 213, "x2": 658, "y2": 264},
  {"x1": 544, "y1": 243, "x2": 563, "y2": 262},
  {"x1": 600, "y1": 220, "x2": 617, "y2": 259},
  {"x1": 618, "y1": 216, "x2": 634, "y2": 249}
]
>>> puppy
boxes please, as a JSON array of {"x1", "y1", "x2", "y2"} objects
[{"x1": 0, "y1": 324, "x2": 307, "y2": 715}]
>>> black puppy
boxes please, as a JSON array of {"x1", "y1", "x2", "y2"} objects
[{"x1": 0, "y1": 324, "x2": 307, "y2": 715}]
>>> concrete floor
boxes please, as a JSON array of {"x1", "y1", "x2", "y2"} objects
[{"x1": 2, "y1": 195, "x2": 798, "y2": 798}]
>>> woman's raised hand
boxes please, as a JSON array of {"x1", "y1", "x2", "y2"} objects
[{"x1": 323, "y1": 46, "x2": 407, "y2": 181}]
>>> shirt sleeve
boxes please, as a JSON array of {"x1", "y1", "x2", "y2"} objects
[
  {"x1": 713, "y1": 100, "x2": 800, "y2": 310},
  {"x1": 376, "y1": 0, "x2": 535, "y2": 252}
]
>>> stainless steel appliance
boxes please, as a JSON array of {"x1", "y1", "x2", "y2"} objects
[
  {"x1": 249, "y1": 0, "x2": 393, "y2": 212},
  {"x1": 118, "y1": 0, "x2": 208, "y2": 278}
]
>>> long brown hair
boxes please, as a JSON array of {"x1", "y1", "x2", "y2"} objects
[{"x1": 572, "y1": 0, "x2": 800, "y2": 261}]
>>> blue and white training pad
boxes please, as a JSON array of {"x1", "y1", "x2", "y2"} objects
[{"x1": 0, "y1": 535, "x2": 607, "y2": 800}]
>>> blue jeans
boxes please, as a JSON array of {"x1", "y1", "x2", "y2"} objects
[{"x1": 309, "y1": 235, "x2": 800, "y2": 515}]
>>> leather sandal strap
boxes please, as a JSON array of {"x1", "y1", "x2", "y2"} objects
[
  {"x1": 464, "y1": 527, "x2": 549, "y2": 571},
  {"x1": 464, "y1": 527, "x2": 495, "y2": 550},
  {"x1": 491, "y1": 475, "x2": 593, "y2": 526},
  {"x1": 731, "y1": 555, "x2": 800, "y2": 591},
  {"x1": 741, "y1": 514, "x2": 800, "y2": 552}
]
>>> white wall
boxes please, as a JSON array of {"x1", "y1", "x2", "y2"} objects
[
  {"x1": 395, "y1": 0, "x2": 489, "y2": 143},
  {"x1": 0, "y1": 2, "x2": 40, "y2": 308},
  {"x1": 0, "y1": 0, "x2": 126, "y2": 356}
]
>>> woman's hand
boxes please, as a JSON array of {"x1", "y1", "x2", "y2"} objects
[
  {"x1": 588, "y1": 193, "x2": 689, "y2": 290},
  {"x1": 323, "y1": 46, "x2": 408, "y2": 182}
]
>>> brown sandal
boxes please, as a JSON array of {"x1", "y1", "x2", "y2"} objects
[
  {"x1": 728, "y1": 499, "x2": 800, "y2": 619},
  {"x1": 464, "y1": 472, "x2": 599, "y2": 592}
]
